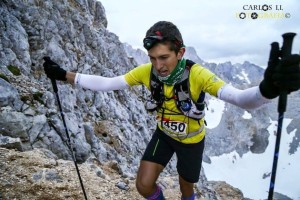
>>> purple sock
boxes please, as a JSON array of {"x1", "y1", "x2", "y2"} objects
[
  {"x1": 181, "y1": 193, "x2": 195, "y2": 200},
  {"x1": 146, "y1": 185, "x2": 165, "y2": 200}
]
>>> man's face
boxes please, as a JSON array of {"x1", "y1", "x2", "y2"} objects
[{"x1": 148, "y1": 43, "x2": 184, "y2": 77}]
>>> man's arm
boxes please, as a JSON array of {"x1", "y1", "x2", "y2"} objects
[
  {"x1": 74, "y1": 73, "x2": 129, "y2": 91},
  {"x1": 218, "y1": 85, "x2": 270, "y2": 110},
  {"x1": 43, "y1": 58, "x2": 130, "y2": 91},
  {"x1": 219, "y1": 41, "x2": 300, "y2": 110}
]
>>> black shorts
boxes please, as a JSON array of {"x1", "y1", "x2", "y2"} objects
[{"x1": 142, "y1": 127, "x2": 205, "y2": 183}]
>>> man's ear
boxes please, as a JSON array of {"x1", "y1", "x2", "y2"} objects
[{"x1": 177, "y1": 47, "x2": 185, "y2": 59}]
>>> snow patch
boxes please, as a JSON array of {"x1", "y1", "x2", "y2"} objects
[
  {"x1": 241, "y1": 70, "x2": 251, "y2": 84},
  {"x1": 203, "y1": 118, "x2": 300, "y2": 200},
  {"x1": 205, "y1": 98, "x2": 225, "y2": 129},
  {"x1": 242, "y1": 111, "x2": 252, "y2": 119}
]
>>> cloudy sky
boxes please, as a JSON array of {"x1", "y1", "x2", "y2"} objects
[{"x1": 100, "y1": 0, "x2": 300, "y2": 67}]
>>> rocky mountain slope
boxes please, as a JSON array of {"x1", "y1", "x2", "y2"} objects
[
  {"x1": 0, "y1": 147, "x2": 244, "y2": 200},
  {"x1": 0, "y1": 0, "x2": 245, "y2": 199}
]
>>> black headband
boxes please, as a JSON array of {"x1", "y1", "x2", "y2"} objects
[{"x1": 143, "y1": 35, "x2": 183, "y2": 50}]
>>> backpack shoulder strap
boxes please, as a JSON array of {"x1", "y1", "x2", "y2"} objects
[
  {"x1": 149, "y1": 66, "x2": 164, "y2": 105},
  {"x1": 186, "y1": 60, "x2": 206, "y2": 109},
  {"x1": 185, "y1": 59, "x2": 195, "y2": 68},
  {"x1": 174, "y1": 59, "x2": 206, "y2": 110}
]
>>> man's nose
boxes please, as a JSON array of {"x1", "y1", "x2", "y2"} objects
[{"x1": 155, "y1": 60, "x2": 164, "y2": 70}]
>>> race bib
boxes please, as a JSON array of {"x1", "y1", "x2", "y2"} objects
[{"x1": 161, "y1": 120, "x2": 187, "y2": 136}]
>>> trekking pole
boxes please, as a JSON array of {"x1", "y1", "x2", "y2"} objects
[
  {"x1": 50, "y1": 78, "x2": 88, "y2": 200},
  {"x1": 268, "y1": 32, "x2": 296, "y2": 200}
]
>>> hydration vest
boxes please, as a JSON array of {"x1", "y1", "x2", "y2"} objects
[{"x1": 146, "y1": 59, "x2": 206, "y2": 120}]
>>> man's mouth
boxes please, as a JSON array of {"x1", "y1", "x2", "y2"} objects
[{"x1": 158, "y1": 69, "x2": 169, "y2": 77}]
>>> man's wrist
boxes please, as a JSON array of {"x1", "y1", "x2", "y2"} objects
[{"x1": 66, "y1": 71, "x2": 76, "y2": 84}]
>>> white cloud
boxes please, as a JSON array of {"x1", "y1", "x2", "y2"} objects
[{"x1": 100, "y1": 0, "x2": 300, "y2": 67}]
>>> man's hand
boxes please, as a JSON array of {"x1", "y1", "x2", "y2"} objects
[
  {"x1": 259, "y1": 42, "x2": 281, "y2": 99},
  {"x1": 273, "y1": 54, "x2": 300, "y2": 93},
  {"x1": 43, "y1": 57, "x2": 67, "y2": 81}
]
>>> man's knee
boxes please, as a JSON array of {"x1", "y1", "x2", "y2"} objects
[
  {"x1": 136, "y1": 176, "x2": 155, "y2": 195},
  {"x1": 136, "y1": 161, "x2": 164, "y2": 196}
]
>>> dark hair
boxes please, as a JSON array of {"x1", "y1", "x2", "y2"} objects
[{"x1": 144, "y1": 21, "x2": 184, "y2": 53}]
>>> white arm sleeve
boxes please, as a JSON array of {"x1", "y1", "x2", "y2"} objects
[
  {"x1": 217, "y1": 84, "x2": 271, "y2": 110},
  {"x1": 74, "y1": 73, "x2": 129, "y2": 91}
]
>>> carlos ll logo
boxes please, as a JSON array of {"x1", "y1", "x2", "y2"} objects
[{"x1": 236, "y1": 4, "x2": 291, "y2": 19}]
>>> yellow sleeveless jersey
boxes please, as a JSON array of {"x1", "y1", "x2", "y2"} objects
[{"x1": 124, "y1": 62, "x2": 225, "y2": 144}]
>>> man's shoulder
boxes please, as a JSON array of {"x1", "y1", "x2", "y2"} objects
[
  {"x1": 135, "y1": 62, "x2": 152, "y2": 71},
  {"x1": 124, "y1": 63, "x2": 152, "y2": 87},
  {"x1": 189, "y1": 62, "x2": 210, "y2": 76},
  {"x1": 126, "y1": 63, "x2": 152, "y2": 74}
]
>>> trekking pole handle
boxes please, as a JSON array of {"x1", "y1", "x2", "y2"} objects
[
  {"x1": 281, "y1": 33, "x2": 296, "y2": 57},
  {"x1": 278, "y1": 32, "x2": 296, "y2": 113}
]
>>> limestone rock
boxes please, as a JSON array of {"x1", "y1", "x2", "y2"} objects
[{"x1": 0, "y1": 147, "x2": 244, "y2": 200}]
